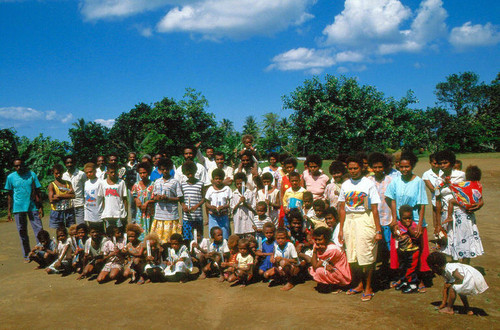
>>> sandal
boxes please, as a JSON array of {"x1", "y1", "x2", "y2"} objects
[
  {"x1": 346, "y1": 288, "x2": 362, "y2": 295},
  {"x1": 361, "y1": 293, "x2": 374, "y2": 301},
  {"x1": 418, "y1": 285, "x2": 427, "y2": 293}
]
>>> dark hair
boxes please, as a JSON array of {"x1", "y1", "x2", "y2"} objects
[
  {"x1": 210, "y1": 226, "x2": 222, "y2": 238},
  {"x1": 212, "y1": 168, "x2": 225, "y2": 180},
  {"x1": 256, "y1": 201, "x2": 268, "y2": 211},
  {"x1": 312, "y1": 199, "x2": 326, "y2": 209},
  {"x1": 63, "y1": 155, "x2": 75, "y2": 163},
  {"x1": 182, "y1": 160, "x2": 197, "y2": 175},
  {"x1": 108, "y1": 153, "x2": 119, "y2": 160},
  {"x1": 303, "y1": 191, "x2": 313, "y2": 200},
  {"x1": 288, "y1": 208, "x2": 303, "y2": 223},
  {"x1": 289, "y1": 171, "x2": 300, "y2": 180},
  {"x1": 107, "y1": 163, "x2": 118, "y2": 171},
  {"x1": 76, "y1": 223, "x2": 88, "y2": 234},
  {"x1": 345, "y1": 156, "x2": 364, "y2": 168},
  {"x1": 183, "y1": 145, "x2": 197, "y2": 154},
  {"x1": 234, "y1": 172, "x2": 247, "y2": 182},
  {"x1": 242, "y1": 134, "x2": 254, "y2": 143},
  {"x1": 400, "y1": 151, "x2": 418, "y2": 167},
  {"x1": 52, "y1": 163, "x2": 65, "y2": 173},
  {"x1": 126, "y1": 223, "x2": 142, "y2": 236},
  {"x1": 239, "y1": 150, "x2": 255, "y2": 165},
  {"x1": 56, "y1": 226, "x2": 68, "y2": 236},
  {"x1": 355, "y1": 151, "x2": 368, "y2": 160},
  {"x1": 158, "y1": 158, "x2": 173, "y2": 170},
  {"x1": 261, "y1": 172, "x2": 273, "y2": 182},
  {"x1": 336, "y1": 154, "x2": 349, "y2": 164},
  {"x1": 324, "y1": 207, "x2": 338, "y2": 220},
  {"x1": 427, "y1": 251, "x2": 447, "y2": 268},
  {"x1": 466, "y1": 165, "x2": 481, "y2": 181},
  {"x1": 37, "y1": 229, "x2": 50, "y2": 242},
  {"x1": 368, "y1": 152, "x2": 390, "y2": 168},
  {"x1": 170, "y1": 233, "x2": 183, "y2": 242},
  {"x1": 205, "y1": 146, "x2": 214, "y2": 152},
  {"x1": 268, "y1": 152, "x2": 279, "y2": 162},
  {"x1": 329, "y1": 161, "x2": 346, "y2": 175},
  {"x1": 282, "y1": 157, "x2": 297, "y2": 168},
  {"x1": 106, "y1": 225, "x2": 117, "y2": 237},
  {"x1": 137, "y1": 161, "x2": 152, "y2": 174},
  {"x1": 313, "y1": 227, "x2": 332, "y2": 241},
  {"x1": 263, "y1": 222, "x2": 276, "y2": 231},
  {"x1": 428, "y1": 153, "x2": 436, "y2": 162},
  {"x1": 238, "y1": 238, "x2": 250, "y2": 248},
  {"x1": 305, "y1": 154, "x2": 322, "y2": 167},
  {"x1": 276, "y1": 227, "x2": 288, "y2": 237},
  {"x1": 435, "y1": 150, "x2": 456, "y2": 165},
  {"x1": 399, "y1": 204, "x2": 413, "y2": 217},
  {"x1": 214, "y1": 151, "x2": 225, "y2": 158}
]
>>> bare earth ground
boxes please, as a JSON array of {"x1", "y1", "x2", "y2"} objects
[{"x1": 1, "y1": 157, "x2": 499, "y2": 329}]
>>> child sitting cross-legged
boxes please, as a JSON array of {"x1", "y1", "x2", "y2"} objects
[
  {"x1": 78, "y1": 226, "x2": 107, "y2": 280},
  {"x1": 46, "y1": 226, "x2": 74, "y2": 275},
  {"x1": 122, "y1": 223, "x2": 144, "y2": 283},
  {"x1": 29, "y1": 230, "x2": 56, "y2": 269},
  {"x1": 97, "y1": 225, "x2": 127, "y2": 284},
  {"x1": 220, "y1": 235, "x2": 240, "y2": 282},
  {"x1": 227, "y1": 238, "x2": 254, "y2": 287},
  {"x1": 198, "y1": 226, "x2": 230, "y2": 280},
  {"x1": 309, "y1": 227, "x2": 351, "y2": 294},
  {"x1": 142, "y1": 232, "x2": 164, "y2": 284},
  {"x1": 164, "y1": 233, "x2": 193, "y2": 283}
]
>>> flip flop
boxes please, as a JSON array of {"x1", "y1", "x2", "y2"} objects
[
  {"x1": 418, "y1": 285, "x2": 427, "y2": 293},
  {"x1": 346, "y1": 288, "x2": 362, "y2": 295},
  {"x1": 361, "y1": 293, "x2": 374, "y2": 302}
]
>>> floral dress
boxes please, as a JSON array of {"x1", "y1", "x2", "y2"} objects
[{"x1": 131, "y1": 180, "x2": 155, "y2": 240}]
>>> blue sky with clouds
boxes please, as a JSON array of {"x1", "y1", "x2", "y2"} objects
[{"x1": 1, "y1": 0, "x2": 499, "y2": 141}]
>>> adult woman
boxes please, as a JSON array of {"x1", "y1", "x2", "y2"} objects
[
  {"x1": 434, "y1": 150, "x2": 483, "y2": 263},
  {"x1": 338, "y1": 156, "x2": 382, "y2": 301},
  {"x1": 385, "y1": 151, "x2": 430, "y2": 292},
  {"x1": 131, "y1": 162, "x2": 155, "y2": 240}
]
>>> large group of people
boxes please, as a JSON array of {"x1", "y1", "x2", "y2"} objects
[{"x1": 3, "y1": 134, "x2": 488, "y2": 313}]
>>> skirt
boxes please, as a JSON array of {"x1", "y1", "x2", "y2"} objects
[
  {"x1": 151, "y1": 219, "x2": 181, "y2": 244},
  {"x1": 343, "y1": 212, "x2": 377, "y2": 266},
  {"x1": 441, "y1": 208, "x2": 484, "y2": 260}
]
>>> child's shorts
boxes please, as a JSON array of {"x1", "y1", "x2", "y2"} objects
[
  {"x1": 102, "y1": 261, "x2": 124, "y2": 272},
  {"x1": 49, "y1": 209, "x2": 75, "y2": 228}
]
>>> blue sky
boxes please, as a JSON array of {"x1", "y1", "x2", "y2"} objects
[{"x1": 1, "y1": 0, "x2": 499, "y2": 141}]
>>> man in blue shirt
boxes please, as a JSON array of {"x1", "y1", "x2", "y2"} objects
[{"x1": 4, "y1": 158, "x2": 44, "y2": 260}]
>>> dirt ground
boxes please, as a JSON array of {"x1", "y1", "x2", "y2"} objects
[{"x1": 1, "y1": 157, "x2": 499, "y2": 329}]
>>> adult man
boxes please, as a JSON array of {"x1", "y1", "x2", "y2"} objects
[
  {"x1": 95, "y1": 155, "x2": 106, "y2": 180},
  {"x1": 195, "y1": 142, "x2": 216, "y2": 171},
  {"x1": 150, "y1": 153, "x2": 163, "y2": 181},
  {"x1": 207, "y1": 151, "x2": 234, "y2": 186},
  {"x1": 62, "y1": 155, "x2": 87, "y2": 225},
  {"x1": 4, "y1": 158, "x2": 44, "y2": 260},
  {"x1": 175, "y1": 146, "x2": 209, "y2": 186},
  {"x1": 125, "y1": 152, "x2": 138, "y2": 220}
]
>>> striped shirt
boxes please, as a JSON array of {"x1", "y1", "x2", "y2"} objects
[{"x1": 181, "y1": 180, "x2": 204, "y2": 222}]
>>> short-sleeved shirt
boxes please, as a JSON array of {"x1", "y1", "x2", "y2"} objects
[
  {"x1": 236, "y1": 253, "x2": 254, "y2": 269},
  {"x1": 253, "y1": 215, "x2": 274, "y2": 231},
  {"x1": 181, "y1": 180, "x2": 204, "y2": 222},
  {"x1": 303, "y1": 170, "x2": 330, "y2": 200},
  {"x1": 422, "y1": 169, "x2": 440, "y2": 206},
  {"x1": 231, "y1": 189, "x2": 256, "y2": 234},
  {"x1": 205, "y1": 185, "x2": 232, "y2": 215},
  {"x1": 274, "y1": 242, "x2": 298, "y2": 260},
  {"x1": 84, "y1": 178, "x2": 104, "y2": 222},
  {"x1": 283, "y1": 187, "x2": 307, "y2": 209},
  {"x1": 153, "y1": 177, "x2": 183, "y2": 221},
  {"x1": 4, "y1": 170, "x2": 41, "y2": 213},
  {"x1": 175, "y1": 162, "x2": 209, "y2": 186},
  {"x1": 338, "y1": 177, "x2": 381, "y2": 213},
  {"x1": 324, "y1": 181, "x2": 342, "y2": 208},
  {"x1": 208, "y1": 165, "x2": 234, "y2": 184},
  {"x1": 367, "y1": 175, "x2": 393, "y2": 226},
  {"x1": 201, "y1": 239, "x2": 230, "y2": 254},
  {"x1": 99, "y1": 179, "x2": 128, "y2": 219},
  {"x1": 62, "y1": 169, "x2": 87, "y2": 208},
  {"x1": 385, "y1": 176, "x2": 428, "y2": 226}
]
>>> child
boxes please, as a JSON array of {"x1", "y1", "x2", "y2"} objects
[
  {"x1": 283, "y1": 172, "x2": 307, "y2": 226},
  {"x1": 237, "y1": 134, "x2": 260, "y2": 162},
  {"x1": 324, "y1": 160, "x2": 346, "y2": 209},
  {"x1": 265, "y1": 228, "x2": 299, "y2": 291},
  {"x1": 152, "y1": 158, "x2": 183, "y2": 244},
  {"x1": 83, "y1": 162, "x2": 104, "y2": 231},
  {"x1": 309, "y1": 227, "x2": 351, "y2": 293},
  {"x1": 252, "y1": 201, "x2": 273, "y2": 239},
  {"x1": 205, "y1": 169, "x2": 232, "y2": 239},
  {"x1": 422, "y1": 153, "x2": 440, "y2": 242},
  {"x1": 46, "y1": 226, "x2": 74, "y2": 275},
  {"x1": 28, "y1": 230, "x2": 56, "y2": 269},
  {"x1": 231, "y1": 172, "x2": 256, "y2": 238},
  {"x1": 198, "y1": 226, "x2": 230, "y2": 279},
  {"x1": 164, "y1": 233, "x2": 193, "y2": 282},
  {"x1": 180, "y1": 161, "x2": 205, "y2": 241},
  {"x1": 256, "y1": 172, "x2": 280, "y2": 223},
  {"x1": 97, "y1": 225, "x2": 127, "y2": 283},
  {"x1": 454, "y1": 160, "x2": 463, "y2": 171},
  {"x1": 392, "y1": 205, "x2": 421, "y2": 293},
  {"x1": 78, "y1": 227, "x2": 107, "y2": 280},
  {"x1": 48, "y1": 164, "x2": 75, "y2": 229},
  {"x1": 325, "y1": 207, "x2": 342, "y2": 248},
  {"x1": 220, "y1": 234, "x2": 240, "y2": 282},
  {"x1": 261, "y1": 152, "x2": 281, "y2": 188},
  {"x1": 123, "y1": 223, "x2": 144, "y2": 283},
  {"x1": 99, "y1": 163, "x2": 128, "y2": 229},
  {"x1": 258, "y1": 222, "x2": 276, "y2": 278},
  {"x1": 278, "y1": 157, "x2": 303, "y2": 226},
  {"x1": 301, "y1": 191, "x2": 315, "y2": 221},
  {"x1": 308, "y1": 199, "x2": 328, "y2": 229},
  {"x1": 190, "y1": 229, "x2": 209, "y2": 268},
  {"x1": 444, "y1": 165, "x2": 483, "y2": 223},
  {"x1": 288, "y1": 209, "x2": 313, "y2": 264},
  {"x1": 142, "y1": 232, "x2": 165, "y2": 283},
  {"x1": 427, "y1": 251, "x2": 488, "y2": 315},
  {"x1": 72, "y1": 223, "x2": 89, "y2": 273},
  {"x1": 228, "y1": 239, "x2": 254, "y2": 287},
  {"x1": 303, "y1": 154, "x2": 330, "y2": 200}
]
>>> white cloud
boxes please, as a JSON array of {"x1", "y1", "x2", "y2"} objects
[
  {"x1": 133, "y1": 24, "x2": 153, "y2": 37},
  {"x1": 267, "y1": 47, "x2": 335, "y2": 73},
  {"x1": 0, "y1": 107, "x2": 73, "y2": 123},
  {"x1": 450, "y1": 22, "x2": 500, "y2": 49},
  {"x1": 95, "y1": 118, "x2": 115, "y2": 128},
  {"x1": 335, "y1": 51, "x2": 364, "y2": 63},
  {"x1": 79, "y1": 0, "x2": 177, "y2": 21},
  {"x1": 156, "y1": 0, "x2": 314, "y2": 39}
]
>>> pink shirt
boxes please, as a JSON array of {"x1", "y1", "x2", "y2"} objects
[{"x1": 303, "y1": 170, "x2": 330, "y2": 200}]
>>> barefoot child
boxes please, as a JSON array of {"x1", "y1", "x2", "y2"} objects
[
  {"x1": 265, "y1": 228, "x2": 300, "y2": 291},
  {"x1": 97, "y1": 225, "x2": 127, "y2": 283},
  {"x1": 79, "y1": 227, "x2": 107, "y2": 279},
  {"x1": 256, "y1": 172, "x2": 280, "y2": 223},
  {"x1": 48, "y1": 164, "x2": 76, "y2": 229},
  {"x1": 164, "y1": 233, "x2": 193, "y2": 282},
  {"x1": 142, "y1": 233, "x2": 164, "y2": 283},
  {"x1": 29, "y1": 230, "x2": 56, "y2": 268},
  {"x1": 46, "y1": 226, "x2": 74, "y2": 274},
  {"x1": 427, "y1": 251, "x2": 488, "y2": 315},
  {"x1": 180, "y1": 161, "x2": 205, "y2": 241},
  {"x1": 309, "y1": 227, "x2": 351, "y2": 293},
  {"x1": 72, "y1": 223, "x2": 89, "y2": 273},
  {"x1": 231, "y1": 172, "x2": 256, "y2": 238},
  {"x1": 257, "y1": 222, "x2": 276, "y2": 279},
  {"x1": 123, "y1": 224, "x2": 144, "y2": 283},
  {"x1": 220, "y1": 235, "x2": 240, "y2": 282},
  {"x1": 199, "y1": 227, "x2": 230, "y2": 279},
  {"x1": 228, "y1": 238, "x2": 254, "y2": 286},
  {"x1": 205, "y1": 169, "x2": 232, "y2": 239},
  {"x1": 252, "y1": 201, "x2": 273, "y2": 239}
]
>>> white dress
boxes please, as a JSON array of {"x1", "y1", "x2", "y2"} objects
[{"x1": 444, "y1": 263, "x2": 488, "y2": 295}]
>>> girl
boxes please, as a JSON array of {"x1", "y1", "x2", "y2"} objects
[
  {"x1": 97, "y1": 225, "x2": 127, "y2": 283},
  {"x1": 46, "y1": 226, "x2": 74, "y2": 275},
  {"x1": 228, "y1": 239, "x2": 254, "y2": 287},
  {"x1": 434, "y1": 151, "x2": 484, "y2": 263},
  {"x1": 252, "y1": 201, "x2": 273, "y2": 239},
  {"x1": 261, "y1": 152, "x2": 282, "y2": 188},
  {"x1": 303, "y1": 154, "x2": 330, "y2": 200},
  {"x1": 325, "y1": 207, "x2": 341, "y2": 248},
  {"x1": 309, "y1": 227, "x2": 351, "y2": 293},
  {"x1": 258, "y1": 222, "x2": 276, "y2": 278},
  {"x1": 29, "y1": 230, "x2": 56, "y2": 269},
  {"x1": 385, "y1": 151, "x2": 430, "y2": 293},
  {"x1": 265, "y1": 228, "x2": 300, "y2": 291},
  {"x1": 142, "y1": 232, "x2": 164, "y2": 283},
  {"x1": 164, "y1": 233, "x2": 193, "y2": 282},
  {"x1": 78, "y1": 227, "x2": 107, "y2": 280},
  {"x1": 72, "y1": 223, "x2": 88, "y2": 273},
  {"x1": 180, "y1": 161, "x2": 205, "y2": 241},
  {"x1": 123, "y1": 223, "x2": 144, "y2": 283},
  {"x1": 48, "y1": 164, "x2": 75, "y2": 229},
  {"x1": 324, "y1": 160, "x2": 346, "y2": 209},
  {"x1": 205, "y1": 169, "x2": 232, "y2": 239},
  {"x1": 338, "y1": 156, "x2": 382, "y2": 301},
  {"x1": 199, "y1": 227, "x2": 230, "y2": 280},
  {"x1": 427, "y1": 252, "x2": 488, "y2": 315},
  {"x1": 220, "y1": 235, "x2": 240, "y2": 282},
  {"x1": 131, "y1": 162, "x2": 155, "y2": 240},
  {"x1": 256, "y1": 172, "x2": 280, "y2": 223},
  {"x1": 231, "y1": 172, "x2": 256, "y2": 238}
]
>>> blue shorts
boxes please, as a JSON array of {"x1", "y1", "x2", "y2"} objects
[
  {"x1": 182, "y1": 221, "x2": 203, "y2": 241},
  {"x1": 49, "y1": 209, "x2": 75, "y2": 228}
]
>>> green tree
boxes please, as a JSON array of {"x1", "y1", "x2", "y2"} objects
[
  {"x1": 68, "y1": 118, "x2": 110, "y2": 165},
  {"x1": 0, "y1": 129, "x2": 20, "y2": 208},
  {"x1": 242, "y1": 116, "x2": 260, "y2": 139}
]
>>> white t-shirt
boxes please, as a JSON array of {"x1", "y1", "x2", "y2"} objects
[
  {"x1": 84, "y1": 178, "x2": 103, "y2": 222},
  {"x1": 274, "y1": 242, "x2": 298, "y2": 260},
  {"x1": 99, "y1": 179, "x2": 128, "y2": 219},
  {"x1": 208, "y1": 165, "x2": 235, "y2": 183},
  {"x1": 175, "y1": 162, "x2": 210, "y2": 186},
  {"x1": 422, "y1": 169, "x2": 440, "y2": 206},
  {"x1": 153, "y1": 177, "x2": 183, "y2": 221},
  {"x1": 338, "y1": 177, "x2": 381, "y2": 213},
  {"x1": 200, "y1": 239, "x2": 230, "y2": 254},
  {"x1": 231, "y1": 189, "x2": 256, "y2": 234},
  {"x1": 62, "y1": 169, "x2": 87, "y2": 208},
  {"x1": 235, "y1": 167, "x2": 262, "y2": 192},
  {"x1": 236, "y1": 253, "x2": 254, "y2": 270},
  {"x1": 256, "y1": 188, "x2": 280, "y2": 221},
  {"x1": 205, "y1": 185, "x2": 233, "y2": 213}
]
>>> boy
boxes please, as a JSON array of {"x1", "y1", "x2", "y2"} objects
[
  {"x1": 422, "y1": 153, "x2": 441, "y2": 239},
  {"x1": 199, "y1": 226, "x2": 230, "y2": 279},
  {"x1": 99, "y1": 163, "x2": 128, "y2": 229},
  {"x1": 324, "y1": 160, "x2": 346, "y2": 209},
  {"x1": 256, "y1": 172, "x2": 280, "y2": 223},
  {"x1": 83, "y1": 163, "x2": 104, "y2": 231},
  {"x1": 308, "y1": 199, "x2": 328, "y2": 229},
  {"x1": 175, "y1": 146, "x2": 209, "y2": 186},
  {"x1": 205, "y1": 169, "x2": 232, "y2": 239},
  {"x1": 180, "y1": 160, "x2": 205, "y2": 241},
  {"x1": 283, "y1": 172, "x2": 307, "y2": 224},
  {"x1": 48, "y1": 164, "x2": 76, "y2": 229},
  {"x1": 265, "y1": 227, "x2": 299, "y2": 291},
  {"x1": 152, "y1": 158, "x2": 183, "y2": 243},
  {"x1": 62, "y1": 155, "x2": 87, "y2": 225}
]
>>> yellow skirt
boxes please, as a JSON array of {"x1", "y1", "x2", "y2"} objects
[
  {"x1": 343, "y1": 212, "x2": 377, "y2": 266},
  {"x1": 151, "y1": 219, "x2": 181, "y2": 244}
]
